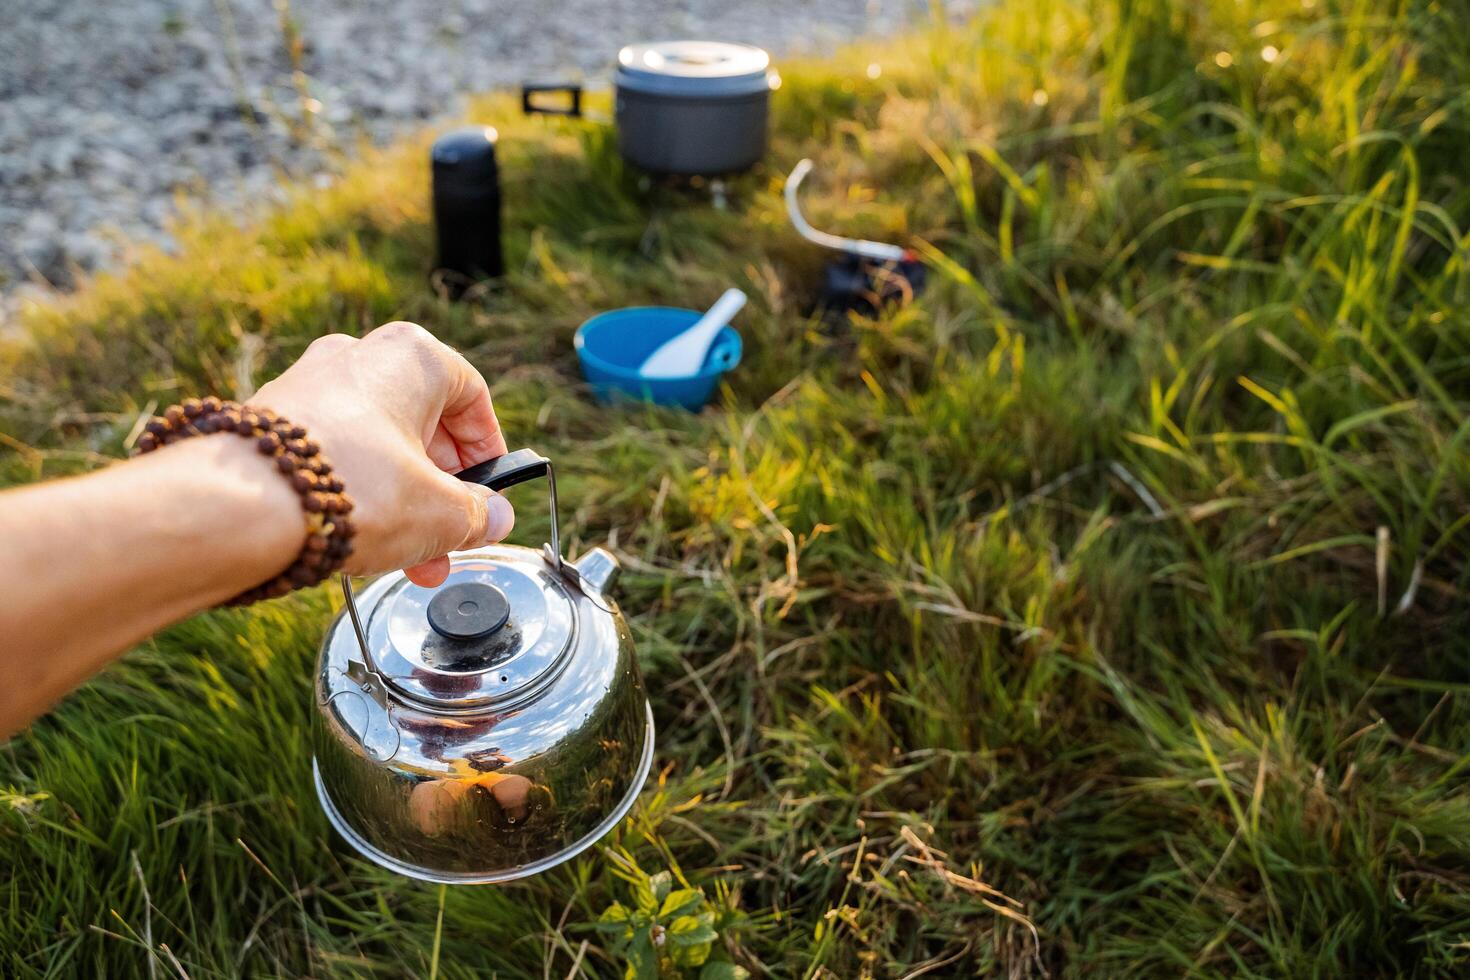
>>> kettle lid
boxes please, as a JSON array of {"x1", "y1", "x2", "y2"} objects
[{"x1": 355, "y1": 551, "x2": 575, "y2": 709}]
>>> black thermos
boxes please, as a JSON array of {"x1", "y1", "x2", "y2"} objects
[{"x1": 431, "y1": 127, "x2": 503, "y2": 294}]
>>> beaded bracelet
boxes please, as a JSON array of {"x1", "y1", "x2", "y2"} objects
[{"x1": 133, "y1": 397, "x2": 357, "y2": 606}]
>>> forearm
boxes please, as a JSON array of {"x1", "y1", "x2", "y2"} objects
[{"x1": 0, "y1": 436, "x2": 304, "y2": 735}]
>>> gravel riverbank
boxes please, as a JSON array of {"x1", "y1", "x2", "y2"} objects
[{"x1": 0, "y1": 0, "x2": 969, "y2": 314}]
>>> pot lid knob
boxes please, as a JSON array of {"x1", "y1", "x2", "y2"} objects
[{"x1": 427, "y1": 582, "x2": 510, "y2": 641}]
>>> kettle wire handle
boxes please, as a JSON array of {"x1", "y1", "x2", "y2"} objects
[
  {"x1": 454, "y1": 448, "x2": 561, "y2": 571},
  {"x1": 338, "y1": 573, "x2": 381, "y2": 679}
]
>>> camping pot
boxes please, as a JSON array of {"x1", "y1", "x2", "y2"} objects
[
  {"x1": 312, "y1": 449, "x2": 654, "y2": 884},
  {"x1": 523, "y1": 40, "x2": 778, "y2": 177}
]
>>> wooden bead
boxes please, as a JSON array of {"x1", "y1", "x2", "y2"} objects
[
  {"x1": 145, "y1": 418, "x2": 170, "y2": 437},
  {"x1": 291, "y1": 472, "x2": 316, "y2": 493},
  {"x1": 275, "y1": 455, "x2": 295, "y2": 474},
  {"x1": 257, "y1": 431, "x2": 281, "y2": 452},
  {"x1": 287, "y1": 425, "x2": 306, "y2": 440},
  {"x1": 164, "y1": 405, "x2": 185, "y2": 425},
  {"x1": 234, "y1": 417, "x2": 255, "y2": 435},
  {"x1": 136, "y1": 432, "x2": 158, "y2": 452},
  {"x1": 303, "y1": 493, "x2": 326, "y2": 513},
  {"x1": 201, "y1": 396, "x2": 222, "y2": 413},
  {"x1": 182, "y1": 398, "x2": 203, "y2": 417},
  {"x1": 284, "y1": 439, "x2": 308, "y2": 456}
]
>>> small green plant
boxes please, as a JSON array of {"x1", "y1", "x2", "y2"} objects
[{"x1": 594, "y1": 850, "x2": 749, "y2": 980}]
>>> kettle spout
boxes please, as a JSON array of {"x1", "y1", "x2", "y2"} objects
[{"x1": 569, "y1": 547, "x2": 620, "y2": 595}]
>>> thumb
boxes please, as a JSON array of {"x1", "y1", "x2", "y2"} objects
[
  {"x1": 432, "y1": 473, "x2": 517, "y2": 555},
  {"x1": 402, "y1": 473, "x2": 517, "y2": 589}
]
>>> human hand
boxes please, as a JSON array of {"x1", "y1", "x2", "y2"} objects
[
  {"x1": 408, "y1": 774, "x2": 533, "y2": 836},
  {"x1": 254, "y1": 321, "x2": 513, "y2": 587}
]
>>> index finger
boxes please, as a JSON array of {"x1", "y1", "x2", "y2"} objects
[{"x1": 436, "y1": 348, "x2": 509, "y2": 468}]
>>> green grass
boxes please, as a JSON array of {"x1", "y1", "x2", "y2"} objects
[{"x1": 3, "y1": 0, "x2": 1469, "y2": 975}]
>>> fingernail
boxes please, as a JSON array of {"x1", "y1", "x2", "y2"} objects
[{"x1": 484, "y1": 492, "x2": 515, "y2": 543}]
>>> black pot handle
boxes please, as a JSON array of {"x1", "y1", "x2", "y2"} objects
[
  {"x1": 521, "y1": 83, "x2": 583, "y2": 118},
  {"x1": 456, "y1": 449, "x2": 561, "y2": 569}
]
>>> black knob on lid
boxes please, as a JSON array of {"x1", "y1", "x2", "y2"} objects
[{"x1": 427, "y1": 582, "x2": 510, "y2": 641}]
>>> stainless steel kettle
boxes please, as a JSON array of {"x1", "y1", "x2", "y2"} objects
[{"x1": 312, "y1": 450, "x2": 654, "y2": 884}]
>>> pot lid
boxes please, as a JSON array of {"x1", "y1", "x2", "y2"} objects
[
  {"x1": 359, "y1": 553, "x2": 575, "y2": 709},
  {"x1": 615, "y1": 41, "x2": 775, "y2": 98}
]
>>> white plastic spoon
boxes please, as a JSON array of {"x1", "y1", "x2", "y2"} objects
[{"x1": 638, "y1": 288, "x2": 748, "y2": 379}]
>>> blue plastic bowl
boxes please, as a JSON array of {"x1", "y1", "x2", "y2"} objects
[{"x1": 575, "y1": 306, "x2": 743, "y2": 411}]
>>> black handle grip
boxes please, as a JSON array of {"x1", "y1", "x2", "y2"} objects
[
  {"x1": 521, "y1": 84, "x2": 583, "y2": 118},
  {"x1": 456, "y1": 449, "x2": 550, "y2": 492}
]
